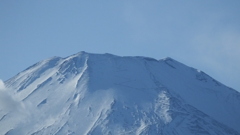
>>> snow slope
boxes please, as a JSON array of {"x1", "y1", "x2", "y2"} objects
[{"x1": 1, "y1": 51, "x2": 240, "y2": 135}]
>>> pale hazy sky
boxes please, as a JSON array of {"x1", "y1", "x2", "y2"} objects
[{"x1": 0, "y1": 0, "x2": 240, "y2": 91}]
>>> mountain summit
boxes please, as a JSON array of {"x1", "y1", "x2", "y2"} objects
[{"x1": 1, "y1": 52, "x2": 240, "y2": 135}]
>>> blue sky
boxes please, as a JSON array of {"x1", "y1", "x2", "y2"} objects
[{"x1": 1, "y1": 0, "x2": 240, "y2": 91}]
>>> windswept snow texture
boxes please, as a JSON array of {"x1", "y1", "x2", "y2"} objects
[{"x1": 1, "y1": 51, "x2": 240, "y2": 135}]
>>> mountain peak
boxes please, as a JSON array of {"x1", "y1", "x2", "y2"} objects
[{"x1": 1, "y1": 52, "x2": 240, "y2": 135}]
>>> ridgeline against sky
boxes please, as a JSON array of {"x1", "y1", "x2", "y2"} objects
[{"x1": 1, "y1": 52, "x2": 240, "y2": 134}]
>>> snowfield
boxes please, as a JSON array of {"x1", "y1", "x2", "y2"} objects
[{"x1": 1, "y1": 51, "x2": 240, "y2": 135}]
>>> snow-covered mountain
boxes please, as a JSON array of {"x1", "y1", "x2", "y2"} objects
[{"x1": 1, "y1": 51, "x2": 240, "y2": 135}]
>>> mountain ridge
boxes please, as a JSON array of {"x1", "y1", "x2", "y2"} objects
[{"x1": 1, "y1": 52, "x2": 240, "y2": 135}]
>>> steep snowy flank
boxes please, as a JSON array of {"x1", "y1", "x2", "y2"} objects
[{"x1": 1, "y1": 51, "x2": 240, "y2": 135}]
